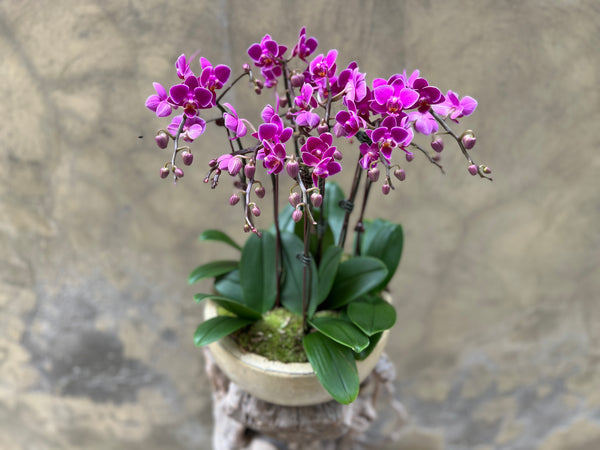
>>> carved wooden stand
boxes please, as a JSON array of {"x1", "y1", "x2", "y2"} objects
[{"x1": 203, "y1": 348, "x2": 408, "y2": 450}]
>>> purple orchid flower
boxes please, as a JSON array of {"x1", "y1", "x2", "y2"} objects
[
  {"x1": 294, "y1": 83, "x2": 318, "y2": 111},
  {"x1": 247, "y1": 34, "x2": 287, "y2": 83},
  {"x1": 292, "y1": 27, "x2": 318, "y2": 61},
  {"x1": 371, "y1": 77, "x2": 419, "y2": 116},
  {"x1": 262, "y1": 141, "x2": 287, "y2": 175},
  {"x1": 199, "y1": 57, "x2": 231, "y2": 106},
  {"x1": 216, "y1": 153, "x2": 243, "y2": 176},
  {"x1": 169, "y1": 75, "x2": 213, "y2": 117},
  {"x1": 368, "y1": 115, "x2": 413, "y2": 160},
  {"x1": 300, "y1": 133, "x2": 341, "y2": 185},
  {"x1": 175, "y1": 54, "x2": 194, "y2": 80},
  {"x1": 223, "y1": 103, "x2": 248, "y2": 139},
  {"x1": 167, "y1": 115, "x2": 206, "y2": 142},
  {"x1": 335, "y1": 62, "x2": 367, "y2": 103},
  {"x1": 334, "y1": 99, "x2": 365, "y2": 138},
  {"x1": 359, "y1": 142, "x2": 382, "y2": 169},
  {"x1": 432, "y1": 90, "x2": 478, "y2": 122},
  {"x1": 309, "y1": 49, "x2": 338, "y2": 92},
  {"x1": 145, "y1": 82, "x2": 173, "y2": 117}
]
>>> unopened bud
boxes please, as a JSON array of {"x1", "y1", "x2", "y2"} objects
[
  {"x1": 160, "y1": 167, "x2": 170, "y2": 179},
  {"x1": 155, "y1": 131, "x2": 169, "y2": 149},
  {"x1": 182, "y1": 151, "x2": 193, "y2": 166},
  {"x1": 333, "y1": 149, "x2": 343, "y2": 160},
  {"x1": 286, "y1": 159, "x2": 299, "y2": 178},
  {"x1": 242, "y1": 63, "x2": 250, "y2": 72},
  {"x1": 255, "y1": 79, "x2": 264, "y2": 89},
  {"x1": 289, "y1": 192, "x2": 301, "y2": 208},
  {"x1": 291, "y1": 73, "x2": 305, "y2": 88},
  {"x1": 229, "y1": 157, "x2": 243, "y2": 176},
  {"x1": 174, "y1": 166, "x2": 184, "y2": 178},
  {"x1": 317, "y1": 121, "x2": 329, "y2": 135},
  {"x1": 481, "y1": 165, "x2": 492, "y2": 174},
  {"x1": 255, "y1": 186, "x2": 265, "y2": 198},
  {"x1": 311, "y1": 193, "x2": 323, "y2": 207},
  {"x1": 382, "y1": 183, "x2": 391, "y2": 195},
  {"x1": 394, "y1": 168, "x2": 406, "y2": 181},
  {"x1": 252, "y1": 205, "x2": 261, "y2": 217},
  {"x1": 229, "y1": 194, "x2": 240, "y2": 206},
  {"x1": 431, "y1": 136, "x2": 444, "y2": 153},
  {"x1": 244, "y1": 163, "x2": 255, "y2": 179},
  {"x1": 432, "y1": 154, "x2": 441, "y2": 162},
  {"x1": 461, "y1": 131, "x2": 476, "y2": 149},
  {"x1": 209, "y1": 159, "x2": 218, "y2": 168},
  {"x1": 368, "y1": 167, "x2": 380, "y2": 182},
  {"x1": 468, "y1": 164, "x2": 478, "y2": 176},
  {"x1": 405, "y1": 152, "x2": 414, "y2": 162},
  {"x1": 254, "y1": 86, "x2": 262, "y2": 95},
  {"x1": 292, "y1": 209, "x2": 303, "y2": 223},
  {"x1": 243, "y1": 224, "x2": 251, "y2": 233}
]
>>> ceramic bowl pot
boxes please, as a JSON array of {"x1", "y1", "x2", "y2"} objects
[{"x1": 204, "y1": 298, "x2": 390, "y2": 406}]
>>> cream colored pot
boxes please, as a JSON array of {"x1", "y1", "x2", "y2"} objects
[{"x1": 204, "y1": 298, "x2": 389, "y2": 406}]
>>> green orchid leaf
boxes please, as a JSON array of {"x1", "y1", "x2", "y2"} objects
[
  {"x1": 347, "y1": 297, "x2": 396, "y2": 336},
  {"x1": 325, "y1": 257, "x2": 388, "y2": 309},
  {"x1": 240, "y1": 232, "x2": 277, "y2": 313},
  {"x1": 194, "y1": 294, "x2": 262, "y2": 320},
  {"x1": 360, "y1": 219, "x2": 403, "y2": 289},
  {"x1": 193, "y1": 316, "x2": 254, "y2": 347},
  {"x1": 322, "y1": 182, "x2": 346, "y2": 245},
  {"x1": 188, "y1": 260, "x2": 239, "y2": 285},
  {"x1": 355, "y1": 332, "x2": 383, "y2": 360},
  {"x1": 315, "y1": 245, "x2": 343, "y2": 308},
  {"x1": 309, "y1": 317, "x2": 370, "y2": 353},
  {"x1": 198, "y1": 229, "x2": 242, "y2": 251},
  {"x1": 270, "y1": 204, "x2": 296, "y2": 235},
  {"x1": 214, "y1": 269, "x2": 243, "y2": 302},
  {"x1": 279, "y1": 231, "x2": 318, "y2": 316},
  {"x1": 302, "y1": 331, "x2": 359, "y2": 405}
]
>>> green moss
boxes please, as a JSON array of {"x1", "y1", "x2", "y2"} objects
[{"x1": 232, "y1": 308, "x2": 308, "y2": 363}]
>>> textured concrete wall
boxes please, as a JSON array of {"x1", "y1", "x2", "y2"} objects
[{"x1": 1, "y1": 1, "x2": 598, "y2": 449}]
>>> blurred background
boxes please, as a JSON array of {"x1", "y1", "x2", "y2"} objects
[{"x1": 1, "y1": 1, "x2": 598, "y2": 449}]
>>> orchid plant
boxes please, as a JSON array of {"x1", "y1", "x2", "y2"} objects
[{"x1": 145, "y1": 27, "x2": 490, "y2": 404}]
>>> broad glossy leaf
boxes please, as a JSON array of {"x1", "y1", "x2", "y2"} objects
[
  {"x1": 360, "y1": 219, "x2": 403, "y2": 289},
  {"x1": 325, "y1": 257, "x2": 388, "y2": 309},
  {"x1": 188, "y1": 260, "x2": 239, "y2": 285},
  {"x1": 198, "y1": 229, "x2": 242, "y2": 251},
  {"x1": 355, "y1": 332, "x2": 383, "y2": 360},
  {"x1": 309, "y1": 317, "x2": 370, "y2": 353},
  {"x1": 280, "y1": 231, "x2": 317, "y2": 316},
  {"x1": 347, "y1": 297, "x2": 396, "y2": 336},
  {"x1": 240, "y1": 232, "x2": 277, "y2": 313},
  {"x1": 214, "y1": 269, "x2": 243, "y2": 302},
  {"x1": 194, "y1": 294, "x2": 262, "y2": 320},
  {"x1": 316, "y1": 246, "x2": 343, "y2": 306},
  {"x1": 193, "y1": 316, "x2": 254, "y2": 347},
  {"x1": 322, "y1": 182, "x2": 346, "y2": 245},
  {"x1": 303, "y1": 331, "x2": 359, "y2": 404}
]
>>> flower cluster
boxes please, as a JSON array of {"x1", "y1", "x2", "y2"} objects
[{"x1": 146, "y1": 27, "x2": 490, "y2": 231}]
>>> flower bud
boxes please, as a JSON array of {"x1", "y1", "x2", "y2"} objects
[
  {"x1": 317, "y1": 121, "x2": 329, "y2": 135},
  {"x1": 181, "y1": 150, "x2": 193, "y2": 166},
  {"x1": 174, "y1": 166, "x2": 184, "y2": 178},
  {"x1": 255, "y1": 186, "x2": 265, "y2": 198},
  {"x1": 255, "y1": 79, "x2": 264, "y2": 89},
  {"x1": 461, "y1": 131, "x2": 476, "y2": 150},
  {"x1": 292, "y1": 209, "x2": 303, "y2": 223},
  {"x1": 382, "y1": 183, "x2": 391, "y2": 195},
  {"x1": 229, "y1": 194, "x2": 240, "y2": 206},
  {"x1": 333, "y1": 149, "x2": 343, "y2": 160},
  {"x1": 229, "y1": 157, "x2": 243, "y2": 176},
  {"x1": 286, "y1": 159, "x2": 299, "y2": 178},
  {"x1": 289, "y1": 192, "x2": 301, "y2": 208},
  {"x1": 254, "y1": 86, "x2": 262, "y2": 95},
  {"x1": 243, "y1": 224, "x2": 251, "y2": 233},
  {"x1": 430, "y1": 136, "x2": 444, "y2": 153},
  {"x1": 368, "y1": 166, "x2": 380, "y2": 182},
  {"x1": 242, "y1": 63, "x2": 250, "y2": 72},
  {"x1": 244, "y1": 163, "x2": 256, "y2": 179},
  {"x1": 159, "y1": 167, "x2": 170, "y2": 179},
  {"x1": 155, "y1": 131, "x2": 169, "y2": 149},
  {"x1": 405, "y1": 152, "x2": 414, "y2": 162},
  {"x1": 311, "y1": 193, "x2": 323, "y2": 207},
  {"x1": 482, "y1": 166, "x2": 492, "y2": 174},
  {"x1": 468, "y1": 164, "x2": 478, "y2": 176},
  {"x1": 209, "y1": 159, "x2": 218, "y2": 168},
  {"x1": 432, "y1": 154, "x2": 441, "y2": 162},
  {"x1": 252, "y1": 205, "x2": 261, "y2": 217},
  {"x1": 394, "y1": 168, "x2": 406, "y2": 181},
  {"x1": 291, "y1": 73, "x2": 305, "y2": 88}
]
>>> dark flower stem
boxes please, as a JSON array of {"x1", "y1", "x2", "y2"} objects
[
  {"x1": 354, "y1": 178, "x2": 372, "y2": 256},
  {"x1": 271, "y1": 174, "x2": 283, "y2": 307},
  {"x1": 337, "y1": 158, "x2": 363, "y2": 248}
]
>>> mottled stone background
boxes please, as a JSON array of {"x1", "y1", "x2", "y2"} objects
[{"x1": 1, "y1": 1, "x2": 598, "y2": 449}]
